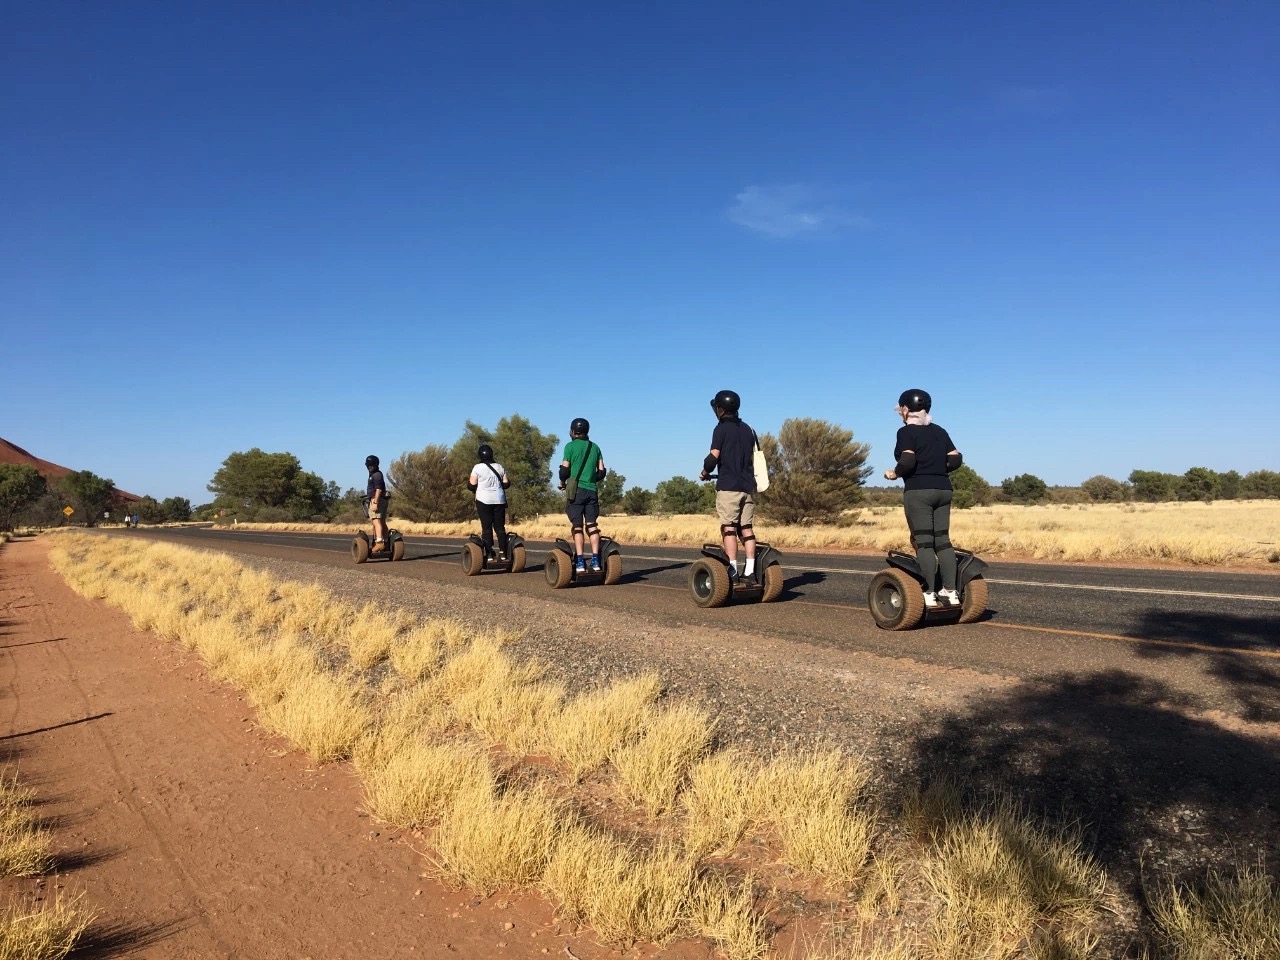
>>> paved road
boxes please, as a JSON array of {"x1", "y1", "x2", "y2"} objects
[{"x1": 122, "y1": 526, "x2": 1279, "y2": 689}]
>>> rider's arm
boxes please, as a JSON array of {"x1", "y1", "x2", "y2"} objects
[
  {"x1": 593, "y1": 458, "x2": 607, "y2": 483},
  {"x1": 701, "y1": 449, "x2": 719, "y2": 480},
  {"x1": 888, "y1": 449, "x2": 917, "y2": 480},
  {"x1": 946, "y1": 450, "x2": 963, "y2": 472},
  {"x1": 467, "y1": 471, "x2": 479, "y2": 493}
]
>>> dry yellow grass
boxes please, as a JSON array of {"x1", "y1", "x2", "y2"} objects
[
  {"x1": 0, "y1": 895, "x2": 91, "y2": 960},
  {"x1": 1148, "y1": 863, "x2": 1280, "y2": 960},
  {"x1": 920, "y1": 798, "x2": 1108, "y2": 960},
  {"x1": 228, "y1": 498, "x2": 1280, "y2": 566},
  {"x1": 611, "y1": 704, "x2": 714, "y2": 816},
  {"x1": 543, "y1": 674, "x2": 663, "y2": 780},
  {"x1": 49, "y1": 532, "x2": 1268, "y2": 960},
  {"x1": 687, "y1": 871, "x2": 771, "y2": 960},
  {"x1": 0, "y1": 772, "x2": 50, "y2": 878},
  {"x1": 432, "y1": 781, "x2": 565, "y2": 894},
  {"x1": 543, "y1": 827, "x2": 694, "y2": 944},
  {"x1": 682, "y1": 749, "x2": 762, "y2": 859},
  {"x1": 757, "y1": 750, "x2": 877, "y2": 886},
  {"x1": 361, "y1": 738, "x2": 492, "y2": 828}
]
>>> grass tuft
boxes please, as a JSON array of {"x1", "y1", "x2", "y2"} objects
[
  {"x1": 0, "y1": 895, "x2": 91, "y2": 960},
  {"x1": 611, "y1": 704, "x2": 714, "y2": 816},
  {"x1": 433, "y1": 782, "x2": 564, "y2": 895},
  {"x1": 0, "y1": 772, "x2": 50, "y2": 878},
  {"x1": 543, "y1": 827, "x2": 694, "y2": 944},
  {"x1": 361, "y1": 739, "x2": 493, "y2": 828},
  {"x1": 544, "y1": 674, "x2": 662, "y2": 780},
  {"x1": 1148, "y1": 862, "x2": 1280, "y2": 960}
]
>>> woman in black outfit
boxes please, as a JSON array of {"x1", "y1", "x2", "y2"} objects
[{"x1": 883, "y1": 389, "x2": 964, "y2": 607}]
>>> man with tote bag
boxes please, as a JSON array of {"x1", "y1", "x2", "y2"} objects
[{"x1": 699, "y1": 390, "x2": 768, "y2": 582}]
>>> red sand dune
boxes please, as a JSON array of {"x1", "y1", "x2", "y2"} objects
[{"x1": 1, "y1": 436, "x2": 141, "y2": 503}]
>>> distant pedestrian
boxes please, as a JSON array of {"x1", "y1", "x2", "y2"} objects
[
  {"x1": 883, "y1": 389, "x2": 964, "y2": 608},
  {"x1": 468, "y1": 444, "x2": 511, "y2": 561},
  {"x1": 700, "y1": 390, "x2": 758, "y2": 581}
]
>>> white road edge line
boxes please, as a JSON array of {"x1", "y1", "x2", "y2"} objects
[{"x1": 189, "y1": 532, "x2": 1280, "y2": 603}]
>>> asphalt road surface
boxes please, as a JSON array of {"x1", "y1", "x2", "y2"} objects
[{"x1": 117, "y1": 525, "x2": 1280, "y2": 720}]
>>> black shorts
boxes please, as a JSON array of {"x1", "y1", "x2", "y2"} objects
[{"x1": 566, "y1": 488, "x2": 599, "y2": 526}]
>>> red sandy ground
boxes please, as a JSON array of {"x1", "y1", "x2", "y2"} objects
[{"x1": 0, "y1": 538, "x2": 711, "y2": 960}]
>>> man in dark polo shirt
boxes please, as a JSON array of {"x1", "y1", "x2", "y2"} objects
[
  {"x1": 699, "y1": 389, "x2": 758, "y2": 581},
  {"x1": 365, "y1": 454, "x2": 389, "y2": 553}
]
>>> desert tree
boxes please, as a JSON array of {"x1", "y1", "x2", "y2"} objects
[
  {"x1": 388, "y1": 444, "x2": 472, "y2": 522},
  {"x1": 1081, "y1": 475, "x2": 1126, "y2": 503},
  {"x1": 58, "y1": 470, "x2": 115, "y2": 527},
  {"x1": 757, "y1": 418, "x2": 872, "y2": 523},
  {"x1": 950, "y1": 465, "x2": 994, "y2": 509},
  {"x1": 0, "y1": 463, "x2": 46, "y2": 531},
  {"x1": 654, "y1": 476, "x2": 716, "y2": 514},
  {"x1": 1000, "y1": 473, "x2": 1049, "y2": 504}
]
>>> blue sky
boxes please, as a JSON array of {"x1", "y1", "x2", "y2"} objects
[{"x1": 3, "y1": 1, "x2": 1277, "y2": 504}]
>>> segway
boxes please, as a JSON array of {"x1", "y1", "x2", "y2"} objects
[
  {"x1": 461, "y1": 533, "x2": 527, "y2": 576},
  {"x1": 352, "y1": 529, "x2": 405, "y2": 563},
  {"x1": 544, "y1": 536, "x2": 622, "y2": 588},
  {"x1": 867, "y1": 549, "x2": 988, "y2": 630},
  {"x1": 352, "y1": 495, "x2": 405, "y2": 563},
  {"x1": 688, "y1": 542, "x2": 784, "y2": 608}
]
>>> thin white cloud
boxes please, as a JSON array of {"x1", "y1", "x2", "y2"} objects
[{"x1": 727, "y1": 184, "x2": 868, "y2": 239}]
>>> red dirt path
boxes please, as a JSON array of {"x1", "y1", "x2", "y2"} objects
[{"x1": 0, "y1": 538, "x2": 697, "y2": 960}]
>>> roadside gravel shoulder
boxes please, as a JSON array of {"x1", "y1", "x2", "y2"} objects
[{"x1": 242, "y1": 555, "x2": 1015, "y2": 771}]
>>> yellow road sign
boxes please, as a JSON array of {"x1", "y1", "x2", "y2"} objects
[{"x1": 62, "y1": 506, "x2": 74, "y2": 516}]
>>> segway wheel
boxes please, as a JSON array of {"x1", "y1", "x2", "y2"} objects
[
  {"x1": 545, "y1": 549, "x2": 573, "y2": 589},
  {"x1": 391, "y1": 538, "x2": 405, "y2": 562},
  {"x1": 689, "y1": 558, "x2": 731, "y2": 608},
  {"x1": 761, "y1": 562, "x2": 784, "y2": 603},
  {"x1": 957, "y1": 576, "x2": 988, "y2": 624},
  {"x1": 603, "y1": 552, "x2": 623, "y2": 586},
  {"x1": 510, "y1": 544, "x2": 526, "y2": 574},
  {"x1": 352, "y1": 536, "x2": 370, "y2": 564},
  {"x1": 868, "y1": 568, "x2": 925, "y2": 631},
  {"x1": 461, "y1": 541, "x2": 484, "y2": 576}
]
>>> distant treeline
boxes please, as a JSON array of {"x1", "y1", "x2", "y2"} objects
[{"x1": 857, "y1": 467, "x2": 1280, "y2": 510}]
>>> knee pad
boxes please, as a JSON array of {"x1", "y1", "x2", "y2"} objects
[
  {"x1": 720, "y1": 524, "x2": 738, "y2": 538},
  {"x1": 911, "y1": 529, "x2": 935, "y2": 550},
  {"x1": 935, "y1": 535, "x2": 952, "y2": 551},
  {"x1": 740, "y1": 526, "x2": 756, "y2": 543},
  {"x1": 586, "y1": 523, "x2": 600, "y2": 536},
  {"x1": 571, "y1": 525, "x2": 584, "y2": 536}
]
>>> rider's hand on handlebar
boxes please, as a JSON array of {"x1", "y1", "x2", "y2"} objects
[
  {"x1": 883, "y1": 469, "x2": 897, "y2": 481},
  {"x1": 699, "y1": 471, "x2": 709, "y2": 481}
]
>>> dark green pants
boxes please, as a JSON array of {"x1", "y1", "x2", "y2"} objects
[{"x1": 904, "y1": 488, "x2": 956, "y2": 591}]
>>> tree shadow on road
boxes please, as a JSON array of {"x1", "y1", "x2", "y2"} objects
[
  {"x1": 902, "y1": 668, "x2": 1280, "y2": 900},
  {"x1": 1124, "y1": 608, "x2": 1280, "y2": 722}
]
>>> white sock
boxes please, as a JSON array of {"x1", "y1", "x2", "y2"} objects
[{"x1": 743, "y1": 558, "x2": 755, "y2": 577}]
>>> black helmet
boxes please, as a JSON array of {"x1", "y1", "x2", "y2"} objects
[
  {"x1": 570, "y1": 417, "x2": 590, "y2": 437},
  {"x1": 897, "y1": 389, "x2": 932, "y2": 413},
  {"x1": 477, "y1": 443, "x2": 494, "y2": 463},
  {"x1": 710, "y1": 389, "x2": 741, "y2": 416},
  {"x1": 364, "y1": 454, "x2": 380, "y2": 469}
]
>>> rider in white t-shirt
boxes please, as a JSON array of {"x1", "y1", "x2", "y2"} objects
[{"x1": 468, "y1": 444, "x2": 511, "y2": 560}]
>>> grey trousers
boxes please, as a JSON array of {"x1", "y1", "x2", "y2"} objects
[{"x1": 904, "y1": 488, "x2": 957, "y2": 591}]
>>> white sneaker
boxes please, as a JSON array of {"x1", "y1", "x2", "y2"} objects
[
  {"x1": 923, "y1": 591, "x2": 939, "y2": 608},
  {"x1": 938, "y1": 588, "x2": 960, "y2": 606}
]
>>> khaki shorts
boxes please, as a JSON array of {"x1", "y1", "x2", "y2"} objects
[
  {"x1": 716, "y1": 491, "x2": 754, "y2": 526},
  {"x1": 368, "y1": 500, "x2": 388, "y2": 521}
]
